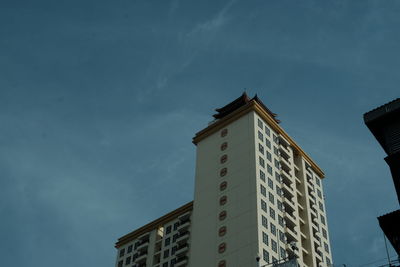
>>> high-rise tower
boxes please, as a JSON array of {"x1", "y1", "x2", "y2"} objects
[{"x1": 114, "y1": 93, "x2": 333, "y2": 267}]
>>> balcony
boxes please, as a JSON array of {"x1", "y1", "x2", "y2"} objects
[
  {"x1": 177, "y1": 220, "x2": 191, "y2": 232},
  {"x1": 285, "y1": 226, "x2": 298, "y2": 242},
  {"x1": 176, "y1": 231, "x2": 190, "y2": 244},
  {"x1": 175, "y1": 244, "x2": 189, "y2": 257},
  {"x1": 280, "y1": 156, "x2": 292, "y2": 171},
  {"x1": 283, "y1": 197, "x2": 296, "y2": 213},
  {"x1": 136, "y1": 240, "x2": 149, "y2": 251},
  {"x1": 284, "y1": 211, "x2": 297, "y2": 226},
  {"x1": 174, "y1": 256, "x2": 188, "y2": 267}
]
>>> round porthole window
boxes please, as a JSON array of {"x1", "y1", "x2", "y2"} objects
[
  {"x1": 220, "y1": 168, "x2": 227, "y2": 177},
  {"x1": 219, "y1": 195, "x2": 227, "y2": 206},
  {"x1": 219, "y1": 211, "x2": 227, "y2": 221},
  {"x1": 218, "y1": 226, "x2": 227, "y2": 237},
  {"x1": 218, "y1": 260, "x2": 226, "y2": 267},
  {"x1": 218, "y1": 242, "x2": 226, "y2": 253},
  {"x1": 219, "y1": 181, "x2": 227, "y2": 191},
  {"x1": 220, "y1": 142, "x2": 228, "y2": 151},
  {"x1": 221, "y1": 129, "x2": 228, "y2": 137},
  {"x1": 220, "y1": 154, "x2": 228, "y2": 164}
]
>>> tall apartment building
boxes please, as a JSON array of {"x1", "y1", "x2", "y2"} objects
[{"x1": 114, "y1": 93, "x2": 333, "y2": 267}]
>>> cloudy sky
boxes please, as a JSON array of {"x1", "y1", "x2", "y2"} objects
[{"x1": 1, "y1": 0, "x2": 399, "y2": 266}]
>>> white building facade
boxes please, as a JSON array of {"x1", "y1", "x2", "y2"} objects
[{"x1": 115, "y1": 94, "x2": 333, "y2": 267}]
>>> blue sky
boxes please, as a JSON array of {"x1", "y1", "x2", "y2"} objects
[{"x1": 1, "y1": 0, "x2": 399, "y2": 266}]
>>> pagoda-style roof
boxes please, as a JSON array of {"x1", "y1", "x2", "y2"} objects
[{"x1": 213, "y1": 92, "x2": 280, "y2": 123}]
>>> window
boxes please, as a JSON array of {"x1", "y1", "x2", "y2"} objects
[
  {"x1": 218, "y1": 260, "x2": 226, "y2": 267},
  {"x1": 220, "y1": 142, "x2": 228, "y2": 151},
  {"x1": 262, "y1": 215, "x2": 268, "y2": 228},
  {"x1": 165, "y1": 237, "x2": 170, "y2": 246},
  {"x1": 274, "y1": 159, "x2": 280, "y2": 169},
  {"x1": 319, "y1": 202, "x2": 324, "y2": 212},
  {"x1": 221, "y1": 128, "x2": 228, "y2": 137},
  {"x1": 265, "y1": 126, "x2": 270, "y2": 136},
  {"x1": 219, "y1": 211, "x2": 227, "y2": 221},
  {"x1": 219, "y1": 226, "x2": 227, "y2": 237},
  {"x1": 268, "y1": 178, "x2": 274, "y2": 190},
  {"x1": 272, "y1": 257, "x2": 278, "y2": 264},
  {"x1": 258, "y1": 131, "x2": 264, "y2": 142},
  {"x1": 119, "y1": 248, "x2": 125, "y2": 257},
  {"x1": 276, "y1": 187, "x2": 282, "y2": 196},
  {"x1": 266, "y1": 139, "x2": 271, "y2": 149},
  {"x1": 322, "y1": 228, "x2": 327, "y2": 239},
  {"x1": 162, "y1": 262, "x2": 168, "y2": 267},
  {"x1": 125, "y1": 257, "x2": 131, "y2": 265},
  {"x1": 219, "y1": 195, "x2": 227, "y2": 206},
  {"x1": 268, "y1": 192, "x2": 274, "y2": 204},
  {"x1": 326, "y1": 257, "x2": 331, "y2": 266},
  {"x1": 273, "y1": 146, "x2": 279, "y2": 156},
  {"x1": 279, "y1": 230, "x2": 286, "y2": 243},
  {"x1": 280, "y1": 247, "x2": 286, "y2": 258},
  {"x1": 173, "y1": 233, "x2": 179, "y2": 242},
  {"x1": 267, "y1": 164, "x2": 273, "y2": 175},
  {"x1": 171, "y1": 258, "x2": 177, "y2": 266},
  {"x1": 259, "y1": 144, "x2": 264, "y2": 155},
  {"x1": 118, "y1": 260, "x2": 123, "y2": 267},
  {"x1": 261, "y1": 185, "x2": 266, "y2": 197},
  {"x1": 316, "y1": 177, "x2": 321, "y2": 186},
  {"x1": 271, "y1": 239, "x2": 277, "y2": 252},
  {"x1": 127, "y1": 245, "x2": 133, "y2": 253},
  {"x1": 220, "y1": 168, "x2": 227, "y2": 177},
  {"x1": 258, "y1": 119, "x2": 264, "y2": 129},
  {"x1": 173, "y1": 222, "x2": 179, "y2": 230},
  {"x1": 218, "y1": 243, "x2": 226, "y2": 253},
  {"x1": 317, "y1": 189, "x2": 322, "y2": 198},
  {"x1": 275, "y1": 172, "x2": 281, "y2": 182},
  {"x1": 172, "y1": 246, "x2": 177, "y2": 255},
  {"x1": 278, "y1": 216, "x2": 284, "y2": 227},
  {"x1": 166, "y1": 226, "x2": 172, "y2": 235},
  {"x1": 324, "y1": 242, "x2": 329, "y2": 253},
  {"x1": 220, "y1": 181, "x2": 227, "y2": 191},
  {"x1": 321, "y1": 215, "x2": 326, "y2": 225},
  {"x1": 262, "y1": 232, "x2": 269, "y2": 245},
  {"x1": 261, "y1": 200, "x2": 267, "y2": 212},
  {"x1": 270, "y1": 223, "x2": 276, "y2": 235},
  {"x1": 273, "y1": 134, "x2": 279, "y2": 144},
  {"x1": 259, "y1": 157, "x2": 265, "y2": 168},
  {"x1": 220, "y1": 154, "x2": 228, "y2": 164},
  {"x1": 164, "y1": 249, "x2": 169, "y2": 258},
  {"x1": 269, "y1": 207, "x2": 275, "y2": 220},
  {"x1": 266, "y1": 151, "x2": 272, "y2": 162},
  {"x1": 263, "y1": 249, "x2": 269, "y2": 263},
  {"x1": 277, "y1": 200, "x2": 283, "y2": 212},
  {"x1": 260, "y1": 170, "x2": 266, "y2": 182}
]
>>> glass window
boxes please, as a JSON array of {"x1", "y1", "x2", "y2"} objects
[
  {"x1": 268, "y1": 192, "x2": 274, "y2": 204},
  {"x1": 259, "y1": 144, "x2": 264, "y2": 155},
  {"x1": 324, "y1": 242, "x2": 329, "y2": 253},
  {"x1": 279, "y1": 230, "x2": 286, "y2": 243},
  {"x1": 275, "y1": 172, "x2": 281, "y2": 182},
  {"x1": 261, "y1": 200, "x2": 267, "y2": 212},
  {"x1": 258, "y1": 131, "x2": 264, "y2": 142},
  {"x1": 165, "y1": 237, "x2": 170, "y2": 246},
  {"x1": 118, "y1": 260, "x2": 123, "y2": 267},
  {"x1": 259, "y1": 157, "x2": 265, "y2": 168},
  {"x1": 166, "y1": 226, "x2": 172, "y2": 235},
  {"x1": 267, "y1": 164, "x2": 273, "y2": 175},
  {"x1": 271, "y1": 239, "x2": 277, "y2": 252},
  {"x1": 278, "y1": 216, "x2": 284, "y2": 227},
  {"x1": 127, "y1": 245, "x2": 133, "y2": 253},
  {"x1": 162, "y1": 262, "x2": 168, "y2": 267},
  {"x1": 266, "y1": 151, "x2": 272, "y2": 162},
  {"x1": 265, "y1": 126, "x2": 270, "y2": 136},
  {"x1": 269, "y1": 207, "x2": 275, "y2": 220},
  {"x1": 261, "y1": 185, "x2": 266, "y2": 197},
  {"x1": 266, "y1": 139, "x2": 271, "y2": 149},
  {"x1": 268, "y1": 178, "x2": 274, "y2": 189},
  {"x1": 173, "y1": 222, "x2": 179, "y2": 230},
  {"x1": 262, "y1": 215, "x2": 268, "y2": 228},
  {"x1": 270, "y1": 223, "x2": 276, "y2": 235},
  {"x1": 277, "y1": 200, "x2": 283, "y2": 212},
  {"x1": 262, "y1": 232, "x2": 269, "y2": 245},
  {"x1": 276, "y1": 187, "x2": 282, "y2": 196},
  {"x1": 172, "y1": 245, "x2": 177, "y2": 255},
  {"x1": 322, "y1": 228, "x2": 327, "y2": 239},
  {"x1": 273, "y1": 134, "x2": 279, "y2": 144},
  {"x1": 260, "y1": 170, "x2": 266, "y2": 182},
  {"x1": 164, "y1": 249, "x2": 169, "y2": 258},
  {"x1": 125, "y1": 256, "x2": 131, "y2": 265},
  {"x1": 173, "y1": 233, "x2": 179, "y2": 242},
  {"x1": 280, "y1": 247, "x2": 286, "y2": 258},
  {"x1": 119, "y1": 248, "x2": 125, "y2": 257},
  {"x1": 317, "y1": 189, "x2": 322, "y2": 198},
  {"x1": 258, "y1": 119, "x2": 263, "y2": 129},
  {"x1": 316, "y1": 177, "x2": 321, "y2": 186},
  {"x1": 273, "y1": 146, "x2": 279, "y2": 156},
  {"x1": 263, "y1": 249, "x2": 269, "y2": 263},
  {"x1": 321, "y1": 215, "x2": 326, "y2": 225},
  {"x1": 274, "y1": 159, "x2": 280, "y2": 169},
  {"x1": 319, "y1": 202, "x2": 324, "y2": 212}
]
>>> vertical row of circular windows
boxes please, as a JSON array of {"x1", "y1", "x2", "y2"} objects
[{"x1": 218, "y1": 128, "x2": 228, "y2": 267}]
